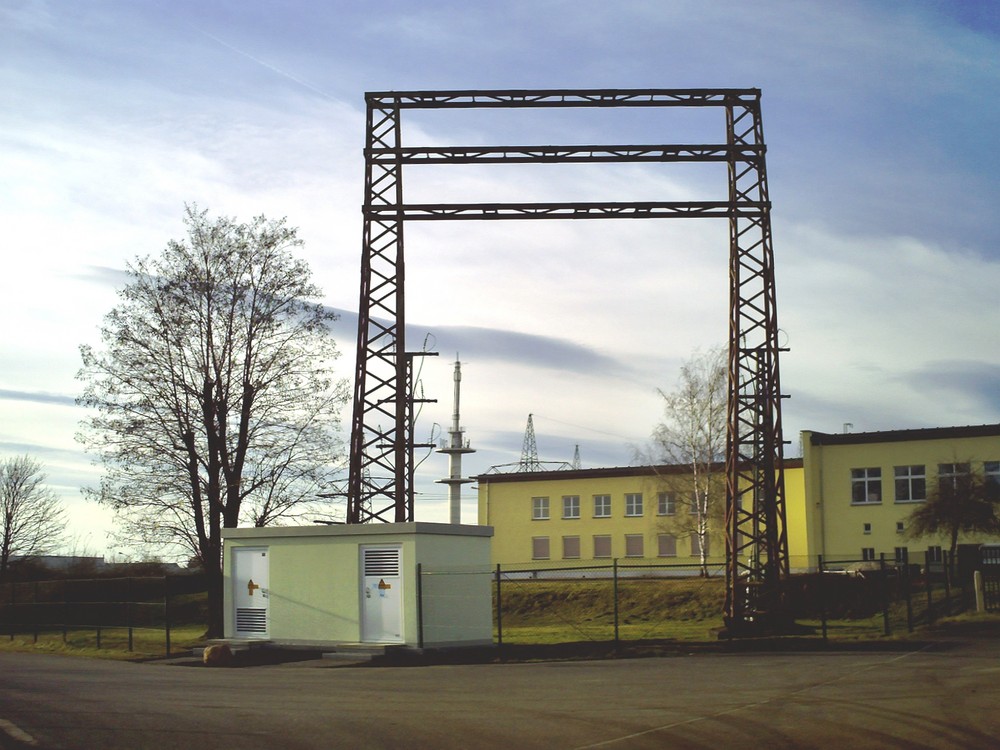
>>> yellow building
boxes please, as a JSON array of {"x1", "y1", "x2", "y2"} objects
[
  {"x1": 801, "y1": 424, "x2": 1000, "y2": 564},
  {"x1": 477, "y1": 424, "x2": 1000, "y2": 570},
  {"x1": 477, "y1": 460, "x2": 808, "y2": 569}
]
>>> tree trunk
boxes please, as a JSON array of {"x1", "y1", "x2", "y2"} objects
[{"x1": 205, "y1": 565, "x2": 224, "y2": 639}]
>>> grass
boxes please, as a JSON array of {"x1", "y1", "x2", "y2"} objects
[
  {"x1": 495, "y1": 575, "x2": 983, "y2": 645},
  {"x1": 3, "y1": 577, "x2": 992, "y2": 662},
  {"x1": 496, "y1": 577, "x2": 728, "y2": 644},
  {"x1": 0, "y1": 624, "x2": 207, "y2": 661}
]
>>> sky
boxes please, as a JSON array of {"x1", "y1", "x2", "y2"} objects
[{"x1": 2, "y1": 0, "x2": 998, "y2": 560}]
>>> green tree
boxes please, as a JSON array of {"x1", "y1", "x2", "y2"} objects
[
  {"x1": 906, "y1": 463, "x2": 1000, "y2": 558},
  {"x1": 77, "y1": 206, "x2": 348, "y2": 636},
  {"x1": 0, "y1": 455, "x2": 67, "y2": 582},
  {"x1": 649, "y1": 348, "x2": 727, "y2": 575}
]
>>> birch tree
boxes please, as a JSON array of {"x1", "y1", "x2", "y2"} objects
[{"x1": 650, "y1": 348, "x2": 727, "y2": 575}]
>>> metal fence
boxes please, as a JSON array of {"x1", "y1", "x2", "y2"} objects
[
  {"x1": 812, "y1": 551, "x2": 969, "y2": 639},
  {"x1": 418, "y1": 551, "x2": 976, "y2": 648},
  {"x1": 0, "y1": 574, "x2": 207, "y2": 655}
]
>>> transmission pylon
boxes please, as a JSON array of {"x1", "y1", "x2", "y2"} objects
[
  {"x1": 519, "y1": 414, "x2": 543, "y2": 472},
  {"x1": 345, "y1": 88, "x2": 789, "y2": 632}
]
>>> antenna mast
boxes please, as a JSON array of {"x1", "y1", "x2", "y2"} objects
[{"x1": 436, "y1": 356, "x2": 475, "y2": 523}]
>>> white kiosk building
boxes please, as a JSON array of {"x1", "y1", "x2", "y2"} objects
[{"x1": 223, "y1": 522, "x2": 493, "y2": 649}]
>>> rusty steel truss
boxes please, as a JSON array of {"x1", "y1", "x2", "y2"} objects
[{"x1": 347, "y1": 88, "x2": 790, "y2": 629}]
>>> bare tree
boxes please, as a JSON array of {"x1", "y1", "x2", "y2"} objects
[
  {"x1": 649, "y1": 348, "x2": 727, "y2": 575},
  {"x1": 0, "y1": 455, "x2": 67, "y2": 581},
  {"x1": 77, "y1": 206, "x2": 348, "y2": 636}
]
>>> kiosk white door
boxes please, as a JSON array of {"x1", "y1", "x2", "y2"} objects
[
  {"x1": 361, "y1": 546, "x2": 402, "y2": 643},
  {"x1": 233, "y1": 547, "x2": 269, "y2": 638}
]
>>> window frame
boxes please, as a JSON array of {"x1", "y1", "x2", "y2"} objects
[
  {"x1": 893, "y1": 465, "x2": 926, "y2": 503},
  {"x1": 624, "y1": 533, "x2": 644, "y2": 558},
  {"x1": 531, "y1": 496, "x2": 550, "y2": 521},
  {"x1": 657, "y1": 492, "x2": 676, "y2": 516},
  {"x1": 562, "y1": 495, "x2": 581, "y2": 520},
  {"x1": 851, "y1": 467, "x2": 883, "y2": 505},
  {"x1": 624, "y1": 493, "x2": 643, "y2": 517},
  {"x1": 984, "y1": 461, "x2": 999, "y2": 490},
  {"x1": 592, "y1": 534, "x2": 612, "y2": 559},
  {"x1": 531, "y1": 536, "x2": 550, "y2": 560},
  {"x1": 562, "y1": 535, "x2": 581, "y2": 559},
  {"x1": 592, "y1": 494, "x2": 611, "y2": 518},
  {"x1": 657, "y1": 533, "x2": 677, "y2": 558},
  {"x1": 938, "y1": 462, "x2": 971, "y2": 494}
]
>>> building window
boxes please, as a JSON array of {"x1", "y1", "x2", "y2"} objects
[
  {"x1": 657, "y1": 534, "x2": 677, "y2": 557},
  {"x1": 562, "y1": 495, "x2": 580, "y2": 519},
  {"x1": 625, "y1": 493, "x2": 643, "y2": 517},
  {"x1": 657, "y1": 492, "x2": 676, "y2": 516},
  {"x1": 894, "y1": 546, "x2": 908, "y2": 563},
  {"x1": 562, "y1": 536, "x2": 581, "y2": 559},
  {"x1": 532, "y1": 536, "x2": 550, "y2": 560},
  {"x1": 938, "y1": 463, "x2": 970, "y2": 494},
  {"x1": 861, "y1": 547, "x2": 876, "y2": 562},
  {"x1": 691, "y1": 534, "x2": 709, "y2": 556},
  {"x1": 863, "y1": 522, "x2": 872, "y2": 535},
  {"x1": 984, "y1": 461, "x2": 999, "y2": 492},
  {"x1": 927, "y1": 546, "x2": 943, "y2": 563},
  {"x1": 851, "y1": 468, "x2": 882, "y2": 504},
  {"x1": 689, "y1": 492, "x2": 700, "y2": 514},
  {"x1": 593, "y1": 535, "x2": 612, "y2": 558},
  {"x1": 593, "y1": 494, "x2": 611, "y2": 518},
  {"x1": 625, "y1": 534, "x2": 644, "y2": 557},
  {"x1": 896, "y1": 521, "x2": 905, "y2": 534},
  {"x1": 532, "y1": 497, "x2": 549, "y2": 520},
  {"x1": 894, "y1": 465, "x2": 926, "y2": 503}
]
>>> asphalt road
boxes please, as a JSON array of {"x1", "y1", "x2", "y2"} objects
[{"x1": 1, "y1": 633, "x2": 999, "y2": 750}]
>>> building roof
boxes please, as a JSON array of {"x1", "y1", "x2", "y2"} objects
[
  {"x1": 476, "y1": 458, "x2": 803, "y2": 484},
  {"x1": 806, "y1": 423, "x2": 1000, "y2": 447}
]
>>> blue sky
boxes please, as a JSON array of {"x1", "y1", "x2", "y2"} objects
[{"x1": 1, "y1": 0, "x2": 998, "y2": 558}]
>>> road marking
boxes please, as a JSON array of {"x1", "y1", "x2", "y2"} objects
[{"x1": 0, "y1": 718, "x2": 38, "y2": 746}]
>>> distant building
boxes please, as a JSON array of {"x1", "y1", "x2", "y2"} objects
[{"x1": 477, "y1": 424, "x2": 1000, "y2": 569}]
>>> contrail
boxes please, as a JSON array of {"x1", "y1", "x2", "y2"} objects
[{"x1": 189, "y1": 23, "x2": 340, "y2": 103}]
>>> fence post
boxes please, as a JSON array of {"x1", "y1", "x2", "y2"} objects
[
  {"x1": 163, "y1": 576, "x2": 172, "y2": 657},
  {"x1": 879, "y1": 554, "x2": 890, "y2": 636},
  {"x1": 33, "y1": 581, "x2": 39, "y2": 644},
  {"x1": 494, "y1": 564, "x2": 502, "y2": 649},
  {"x1": 416, "y1": 563, "x2": 424, "y2": 650},
  {"x1": 613, "y1": 559, "x2": 620, "y2": 647},
  {"x1": 942, "y1": 550, "x2": 952, "y2": 617},
  {"x1": 126, "y1": 577, "x2": 134, "y2": 652},
  {"x1": 818, "y1": 555, "x2": 827, "y2": 641},
  {"x1": 904, "y1": 560, "x2": 914, "y2": 632},
  {"x1": 925, "y1": 549, "x2": 934, "y2": 625},
  {"x1": 62, "y1": 580, "x2": 68, "y2": 643}
]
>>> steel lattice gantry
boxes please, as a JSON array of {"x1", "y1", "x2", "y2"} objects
[{"x1": 347, "y1": 88, "x2": 790, "y2": 629}]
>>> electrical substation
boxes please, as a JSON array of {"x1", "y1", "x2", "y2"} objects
[{"x1": 345, "y1": 88, "x2": 791, "y2": 634}]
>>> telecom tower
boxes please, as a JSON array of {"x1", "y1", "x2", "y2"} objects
[{"x1": 436, "y1": 357, "x2": 475, "y2": 524}]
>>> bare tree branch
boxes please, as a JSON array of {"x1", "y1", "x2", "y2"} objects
[
  {"x1": 0, "y1": 455, "x2": 67, "y2": 581},
  {"x1": 76, "y1": 205, "x2": 349, "y2": 635}
]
